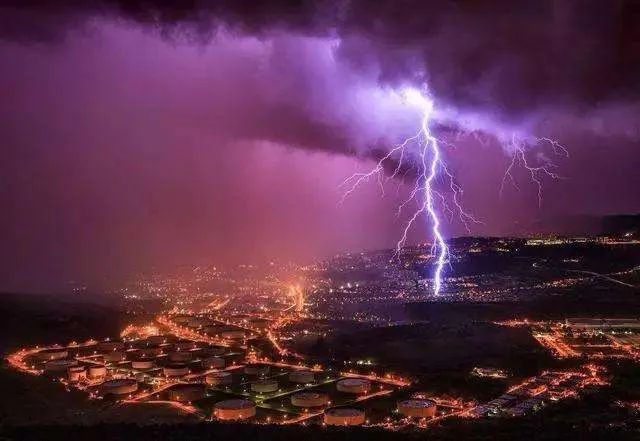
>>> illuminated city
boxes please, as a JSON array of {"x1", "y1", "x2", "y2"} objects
[
  {"x1": 4, "y1": 233, "x2": 640, "y2": 437},
  {"x1": 1, "y1": 2, "x2": 639, "y2": 441}
]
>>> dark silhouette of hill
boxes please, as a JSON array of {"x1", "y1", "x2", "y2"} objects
[{"x1": 0, "y1": 292, "x2": 126, "y2": 354}]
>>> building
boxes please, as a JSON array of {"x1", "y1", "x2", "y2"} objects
[
  {"x1": 213, "y1": 399, "x2": 256, "y2": 420},
  {"x1": 336, "y1": 378, "x2": 371, "y2": 394},
  {"x1": 397, "y1": 399, "x2": 437, "y2": 418}
]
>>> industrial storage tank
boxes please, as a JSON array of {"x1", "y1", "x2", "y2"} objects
[
  {"x1": 138, "y1": 346, "x2": 162, "y2": 357},
  {"x1": 168, "y1": 384, "x2": 205, "y2": 402},
  {"x1": 100, "y1": 378, "x2": 138, "y2": 396},
  {"x1": 324, "y1": 408, "x2": 365, "y2": 426},
  {"x1": 168, "y1": 351, "x2": 194, "y2": 362},
  {"x1": 145, "y1": 335, "x2": 164, "y2": 346},
  {"x1": 250, "y1": 379, "x2": 278, "y2": 394},
  {"x1": 34, "y1": 348, "x2": 68, "y2": 362},
  {"x1": 164, "y1": 363, "x2": 189, "y2": 377},
  {"x1": 291, "y1": 392, "x2": 329, "y2": 408},
  {"x1": 87, "y1": 365, "x2": 107, "y2": 379},
  {"x1": 44, "y1": 359, "x2": 78, "y2": 373},
  {"x1": 174, "y1": 340, "x2": 197, "y2": 351},
  {"x1": 97, "y1": 340, "x2": 125, "y2": 353},
  {"x1": 104, "y1": 351, "x2": 126, "y2": 363},
  {"x1": 213, "y1": 399, "x2": 256, "y2": 420},
  {"x1": 198, "y1": 346, "x2": 226, "y2": 357},
  {"x1": 244, "y1": 365, "x2": 270, "y2": 377},
  {"x1": 68, "y1": 366, "x2": 87, "y2": 382},
  {"x1": 397, "y1": 399, "x2": 437, "y2": 418},
  {"x1": 131, "y1": 357, "x2": 155, "y2": 370},
  {"x1": 202, "y1": 356, "x2": 225, "y2": 369},
  {"x1": 125, "y1": 348, "x2": 142, "y2": 360},
  {"x1": 134, "y1": 372, "x2": 149, "y2": 382},
  {"x1": 336, "y1": 378, "x2": 371, "y2": 394},
  {"x1": 205, "y1": 371, "x2": 233, "y2": 386},
  {"x1": 288, "y1": 370, "x2": 315, "y2": 384}
]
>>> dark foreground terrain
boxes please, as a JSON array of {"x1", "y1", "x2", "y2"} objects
[
  {"x1": 0, "y1": 292, "x2": 127, "y2": 354},
  {"x1": 0, "y1": 293, "x2": 137, "y2": 425},
  {"x1": 2, "y1": 378, "x2": 639, "y2": 441}
]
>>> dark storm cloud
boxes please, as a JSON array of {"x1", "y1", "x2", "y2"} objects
[
  {"x1": 342, "y1": 1, "x2": 640, "y2": 112},
  {"x1": 0, "y1": 1, "x2": 334, "y2": 42},
  {"x1": 2, "y1": 0, "x2": 639, "y2": 133}
]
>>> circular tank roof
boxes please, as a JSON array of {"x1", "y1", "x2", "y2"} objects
[{"x1": 215, "y1": 399, "x2": 255, "y2": 410}]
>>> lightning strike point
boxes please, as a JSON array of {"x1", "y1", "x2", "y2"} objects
[{"x1": 342, "y1": 86, "x2": 565, "y2": 297}]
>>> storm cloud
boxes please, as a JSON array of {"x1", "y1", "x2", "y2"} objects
[{"x1": 3, "y1": 0, "x2": 640, "y2": 140}]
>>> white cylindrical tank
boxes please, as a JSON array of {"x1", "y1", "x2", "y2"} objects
[
  {"x1": 397, "y1": 399, "x2": 437, "y2": 418},
  {"x1": 125, "y1": 349, "x2": 142, "y2": 360},
  {"x1": 138, "y1": 346, "x2": 161, "y2": 357},
  {"x1": 336, "y1": 378, "x2": 371, "y2": 394},
  {"x1": 145, "y1": 335, "x2": 164, "y2": 345},
  {"x1": 213, "y1": 399, "x2": 256, "y2": 420},
  {"x1": 324, "y1": 408, "x2": 365, "y2": 426},
  {"x1": 34, "y1": 348, "x2": 68, "y2": 362},
  {"x1": 100, "y1": 379, "x2": 138, "y2": 396},
  {"x1": 291, "y1": 392, "x2": 329, "y2": 408},
  {"x1": 202, "y1": 356, "x2": 225, "y2": 369},
  {"x1": 104, "y1": 351, "x2": 125, "y2": 363},
  {"x1": 288, "y1": 370, "x2": 315, "y2": 384},
  {"x1": 174, "y1": 340, "x2": 197, "y2": 351},
  {"x1": 251, "y1": 380, "x2": 278, "y2": 394},
  {"x1": 87, "y1": 365, "x2": 107, "y2": 379},
  {"x1": 205, "y1": 371, "x2": 233, "y2": 386},
  {"x1": 132, "y1": 358, "x2": 155, "y2": 370},
  {"x1": 164, "y1": 364, "x2": 189, "y2": 377},
  {"x1": 198, "y1": 346, "x2": 226, "y2": 357},
  {"x1": 68, "y1": 366, "x2": 87, "y2": 382},
  {"x1": 244, "y1": 365, "x2": 270, "y2": 377},
  {"x1": 44, "y1": 359, "x2": 78, "y2": 373},
  {"x1": 168, "y1": 351, "x2": 194, "y2": 362}
]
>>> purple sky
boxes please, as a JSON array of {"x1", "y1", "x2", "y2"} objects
[{"x1": 1, "y1": 2, "x2": 639, "y2": 292}]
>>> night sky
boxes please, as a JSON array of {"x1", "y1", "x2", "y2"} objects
[{"x1": 1, "y1": 1, "x2": 639, "y2": 292}]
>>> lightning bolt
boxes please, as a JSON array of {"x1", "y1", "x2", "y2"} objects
[
  {"x1": 341, "y1": 87, "x2": 567, "y2": 297},
  {"x1": 417, "y1": 100, "x2": 447, "y2": 296},
  {"x1": 342, "y1": 89, "x2": 476, "y2": 296},
  {"x1": 500, "y1": 135, "x2": 569, "y2": 207}
]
